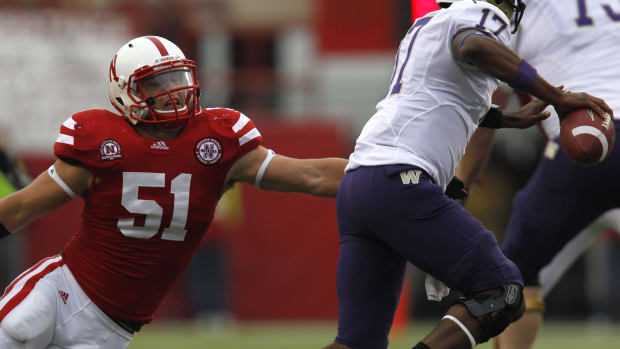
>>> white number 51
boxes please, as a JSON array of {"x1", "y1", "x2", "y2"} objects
[{"x1": 117, "y1": 172, "x2": 191, "y2": 241}]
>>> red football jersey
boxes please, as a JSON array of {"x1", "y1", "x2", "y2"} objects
[{"x1": 54, "y1": 108, "x2": 261, "y2": 322}]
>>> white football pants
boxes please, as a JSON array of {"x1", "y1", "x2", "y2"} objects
[{"x1": 0, "y1": 254, "x2": 133, "y2": 349}]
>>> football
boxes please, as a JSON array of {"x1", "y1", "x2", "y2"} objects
[{"x1": 560, "y1": 108, "x2": 615, "y2": 166}]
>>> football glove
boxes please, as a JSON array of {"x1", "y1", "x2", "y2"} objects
[{"x1": 445, "y1": 176, "x2": 469, "y2": 204}]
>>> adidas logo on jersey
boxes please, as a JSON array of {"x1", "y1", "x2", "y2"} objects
[
  {"x1": 58, "y1": 290, "x2": 69, "y2": 304},
  {"x1": 150, "y1": 141, "x2": 169, "y2": 151}
]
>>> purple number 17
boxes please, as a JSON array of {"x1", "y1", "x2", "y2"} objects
[
  {"x1": 475, "y1": 8, "x2": 508, "y2": 36},
  {"x1": 385, "y1": 16, "x2": 432, "y2": 97}
]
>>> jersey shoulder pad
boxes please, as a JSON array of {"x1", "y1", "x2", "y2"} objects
[
  {"x1": 202, "y1": 108, "x2": 262, "y2": 149},
  {"x1": 54, "y1": 109, "x2": 125, "y2": 165}
]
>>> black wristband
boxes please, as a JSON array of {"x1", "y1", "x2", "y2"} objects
[
  {"x1": 479, "y1": 104, "x2": 502, "y2": 129},
  {"x1": 0, "y1": 221, "x2": 10, "y2": 239},
  {"x1": 445, "y1": 176, "x2": 469, "y2": 204}
]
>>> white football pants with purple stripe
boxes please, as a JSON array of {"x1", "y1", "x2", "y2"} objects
[{"x1": 0, "y1": 255, "x2": 132, "y2": 349}]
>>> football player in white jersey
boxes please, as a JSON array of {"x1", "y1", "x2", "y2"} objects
[
  {"x1": 321, "y1": 1, "x2": 613, "y2": 349},
  {"x1": 488, "y1": 1, "x2": 620, "y2": 348}
]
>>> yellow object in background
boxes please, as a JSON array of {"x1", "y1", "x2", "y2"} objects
[{"x1": 0, "y1": 171, "x2": 17, "y2": 198}]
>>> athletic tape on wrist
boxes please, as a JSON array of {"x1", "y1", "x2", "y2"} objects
[
  {"x1": 510, "y1": 59, "x2": 537, "y2": 92},
  {"x1": 48, "y1": 165, "x2": 78, "y2": 199},
  {"x1": 254, "y1": 149, "x2": 276, "y2": 189},
  {"x1": 443, "y1": 315, "x2": 476, "y2": 349}
]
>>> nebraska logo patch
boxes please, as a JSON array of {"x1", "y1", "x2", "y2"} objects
[
  {"x1": 195, "y1": 137, "x2": 222, "y2": 165},
  {"x1": 100, "y1": 139, "x2": 123, "y2": 161}
]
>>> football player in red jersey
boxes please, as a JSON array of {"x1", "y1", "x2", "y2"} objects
[{"x1": 0, "y1": 36, "x2": 347, "y2": 349}]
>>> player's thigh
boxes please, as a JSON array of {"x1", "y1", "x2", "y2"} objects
[
  {"x1": 0, "y1": 257, "x2": 62, "y2": 349},
  {"x1": 53, "y1": 266, "x2": 132, "y2": 349},
  {"x1": 502, "y1": 144, "x2": 620, "y2": 283},
  {"x1": 0, "y1": 328, "x2": 53, "y2": 349},
  {"x1": 366, "y1": 171, "x2": 521, "y2": 293},
  {"x1": 54, "y1": 303, "x2": 132, "y2": 349},
  {"x1": 0, "y1": 328, "x2": 25, "y2": 349},
  {"x1": 335, "y1": 234, "x2": 407, "y2": 349}
]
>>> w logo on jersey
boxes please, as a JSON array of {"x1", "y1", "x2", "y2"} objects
[
  {"x1": 400, "y1": 169, "x2": 422, "y2": 185},
  {"x1": 195, "y1": 137, "x2": 223, "y2": 165}
]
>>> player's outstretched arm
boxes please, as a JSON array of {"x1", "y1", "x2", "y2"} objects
[
  {"x1": 453, "y1": 31, "x2": 614, "y2": 119},
  {"x1": 225, "y1": 146, "x2": 347, "y2": 198},
  {"x1": 0, "y1": 159, "x2": 92, "y2": 236}
]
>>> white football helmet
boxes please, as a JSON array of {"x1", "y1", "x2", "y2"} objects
[
  {"x1": 436, "y1": 0, "x2": 526, "y2": 33},
  {"x1": 109, "y1": 36, "x2": 201, "y2": 127}
]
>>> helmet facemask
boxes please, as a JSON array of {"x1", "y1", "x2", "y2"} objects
[{"x1": 127, "y1": 60, "x2": 200, "y2": 129}]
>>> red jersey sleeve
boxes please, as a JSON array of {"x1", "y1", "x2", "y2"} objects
[
  {"x1": 206, "y1": 108, "x2": 262, "y2": 163},
  {"x1": 53, "y1": 109, "x2": 120, "y2": 175}
]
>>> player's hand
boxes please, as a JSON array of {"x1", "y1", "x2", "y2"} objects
[
  {"x1": 501, "y1": 98, "x2": 550, "y2": 129},
  {"x1": 551, "y1": 90, "x2": 614, "y2": 121}
]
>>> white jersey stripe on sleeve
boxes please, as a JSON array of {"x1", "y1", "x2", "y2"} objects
[
  {"x1": 0, "y1": 255, "x2": 63, "y2": 321},
  {"x1": 232, "y1": 113, "x2": 250, "y2": 133},
  {"x1": 239, "y1": 128, "x2": 261, "y2": 146},
  {"x1": 62, "y1": 117, "x2": 77, "y2": 130},
  {"x1": 56, "y1": 134, "x2": 74, "y2": 145}
]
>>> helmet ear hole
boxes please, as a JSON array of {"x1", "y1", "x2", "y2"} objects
[
  {"x1": 117, "y1": 76, "x2": 127, "y2": 89},
  {"x1": 115, "y1": 97, "x2": 124, "y2": 106}
]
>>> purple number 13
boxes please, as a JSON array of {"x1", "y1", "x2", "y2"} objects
[{"x1": 576, "y1": 0, "x2": 620, "y2": 26}]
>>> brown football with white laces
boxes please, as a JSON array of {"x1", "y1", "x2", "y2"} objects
[{"x1": 560, "y1": 108, "x2": 615, "y2": 166}]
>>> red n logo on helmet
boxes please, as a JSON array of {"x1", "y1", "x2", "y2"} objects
[{"x1": 109, "y1": 54, "x2": 119, "y2": 82}]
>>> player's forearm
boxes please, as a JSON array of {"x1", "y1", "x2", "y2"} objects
[
  {"x1": 257, "y1": 156, "x2": 347, "y2": 197},
  {"x1": 306, "y1": 158, "x2": 348, "y2": 198},
  {"x1": 0, "y1": 171, "x2": 75, "y2": 235},
  {"x1": 0, "y1": 191, "x2": 35, "y2": 234},
  {"x1": 461, "y1": 36, "x2": 563, "y2": 106},
  {"x1": 456, "y1": 128, "x2": 496, "y2": 189}
]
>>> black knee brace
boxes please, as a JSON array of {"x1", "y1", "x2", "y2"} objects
[{"x1": 455, "y1": 283, "x2": 525, "y2": 343}]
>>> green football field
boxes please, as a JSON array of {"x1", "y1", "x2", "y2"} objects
[{"x1": 128, "y1": 320, "x2": 620, "y2": 349}]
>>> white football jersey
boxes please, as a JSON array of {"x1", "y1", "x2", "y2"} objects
[
  {"x1": 510, "y1": 0, "x2": 620, "y2": 139},
  {"x1": 346, "y1": 0, "x2": 511, "y2": 191}
]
